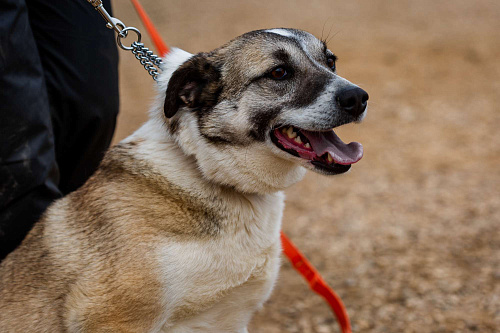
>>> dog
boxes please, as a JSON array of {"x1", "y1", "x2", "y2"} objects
[{"x1": 0, "y1": 28, "x2": 368, "y2": 332}]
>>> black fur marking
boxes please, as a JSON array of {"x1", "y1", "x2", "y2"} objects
[
  {"x1": 288, "y1": 70, "x2": 330, "y2": 108},
  {"x1": 200, "y1": 132, "x2": 232, "y2": 144},
  {"x1": 273, "y1": 49, "x2": 291, "y2": 64},
  {"x1": 168, "y1": 118, "x2": 179, "y2": 134},
  {"x1": 259, "y1": 31, "x2": 333, "y2": 109},
  {"x1": 164, "y1": 53, "x2": 221, "y2": 118},
  {"x1": 321, "y1": 41, "x2": 328, "y2": 53},
  {"x1": 196, "y1": 104, "x2": 239, "y2": 145},
  {"x1": 311, "y1": 161, "x2": 351, "y2": 175},
  {"x1": 249, "y1": 107, "x2": 281, "y2": 142}
]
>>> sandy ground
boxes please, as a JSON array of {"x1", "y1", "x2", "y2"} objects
[{"x1": 110, "y1": 1, "x2": 499, "y2": 332}]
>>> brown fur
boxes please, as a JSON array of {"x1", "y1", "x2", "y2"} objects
[{"x1": 0, "y1": 143, "x2": 224, "y2": 332}]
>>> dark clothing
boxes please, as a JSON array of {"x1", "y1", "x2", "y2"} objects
[{"x1": 0, "y1": 0, "x2": 119, "y2": 260}]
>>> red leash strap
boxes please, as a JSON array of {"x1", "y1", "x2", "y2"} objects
[
  {"x1": 281, "y1": 232, "x2": 352, "y2": 333},
  {"x1": 129, "y1": 2, "x2": 352, "y2": 332},
  {"x1": 129, "y1": 0, "x2": 169, "y2": 56}
]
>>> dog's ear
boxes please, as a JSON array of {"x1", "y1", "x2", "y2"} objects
[{"x1": 164, "y1": 54, "x2": 221, "y2": 118}]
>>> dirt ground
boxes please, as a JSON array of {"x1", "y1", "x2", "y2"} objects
[{"x1": 111, "y1": 1, "x2": 499, "y2": 332}]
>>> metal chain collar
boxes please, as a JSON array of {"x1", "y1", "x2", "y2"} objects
[
  {"x1": 87, "y1": 0, "x2": 162, "y2": 81},
  {"x1": 131, "y1": 42, "x2": 162, "y2": 81}
]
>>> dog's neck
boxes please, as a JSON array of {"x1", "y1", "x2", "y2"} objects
[
  {"x1": 119, "y1": 118, "x2": 287, "y2": 242},
  {"x1": 122, "y1": 117, "x2": 301, "y2": 198}
]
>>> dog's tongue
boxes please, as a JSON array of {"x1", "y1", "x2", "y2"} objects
[{"x1": 301, "y1": 130, "x2": 363, "y2": 165}]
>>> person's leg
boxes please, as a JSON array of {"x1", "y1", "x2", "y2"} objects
[
  {"x1": 0, "y1": 0, "x2": 62, "y2": 261},
  {"x1": 0, "y1": 0, "x2": 119, "y2": 260},
  {"x1": 27, "y1": 0, "x2": 119, "y2": 194}
]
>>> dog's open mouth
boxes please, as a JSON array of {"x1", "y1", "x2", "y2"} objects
[{"x1": 270, "y1": 125, "x2": 363, "y2": 174}]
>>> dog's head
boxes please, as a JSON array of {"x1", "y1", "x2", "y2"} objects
[{"x1": 157, "y1": 28, "x2": 368, "y2": 194}]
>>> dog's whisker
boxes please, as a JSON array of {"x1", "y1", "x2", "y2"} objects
[
  {"x1": 321, "y1": 17, "x2": 332, "y2": 42},
  {"x1": 326, "y1": 29, "x2": 341, "y2": 45}
]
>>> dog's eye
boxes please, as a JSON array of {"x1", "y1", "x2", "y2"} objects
[
  {"x1": 327, "y1": 57, "x2": 336, "y2": 71},
  {"x1": 270, "y1": 67, "x2": 288, "y2": 80}
]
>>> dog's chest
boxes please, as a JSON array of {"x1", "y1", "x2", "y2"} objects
[{"x1": 157, "y1": 192, "x2": 284, "y2": 329}]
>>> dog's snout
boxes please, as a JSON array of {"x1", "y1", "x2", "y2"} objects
[{"x1": 336, "y1": 87, "x2": 369, "y2": 117}]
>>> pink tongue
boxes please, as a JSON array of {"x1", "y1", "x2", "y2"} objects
[{"x1": 301, "y1": 130, "x2": 363, "y2": 165}]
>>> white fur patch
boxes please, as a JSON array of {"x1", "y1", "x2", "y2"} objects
[
  {"x1": 157, "y1": 192, "x2": 284, "y2": 332},
  {"x1": 265, "y1": 29, "x2": 332, "y2": 75},
  {"x1": 265, "y1": 28, "x2": 295, "y2": 38}
]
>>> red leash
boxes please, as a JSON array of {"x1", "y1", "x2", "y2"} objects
[
  {"x1": 129, "y1": 0, "x2": 169, "y2": 55},
  {"x1": 281, "y1": 233, "x2": 352, "y2": 332},
  {"x1": 129, "y1": 1, "x2": 352, "y2": 331}
]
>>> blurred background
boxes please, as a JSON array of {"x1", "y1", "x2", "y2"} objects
[{"x1": 111, "y1": 1, "x2": 499, "y2": 332}]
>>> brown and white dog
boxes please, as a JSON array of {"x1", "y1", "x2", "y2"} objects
[{"x1": 0, "y1": 28, "x2": 368, "y2": 332}]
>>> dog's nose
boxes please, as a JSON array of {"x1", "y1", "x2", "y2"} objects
[{"x1": 336, "y1": 87, "x2": 369, "y2": 117}]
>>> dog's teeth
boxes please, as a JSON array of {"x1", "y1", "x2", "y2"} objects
[
  {"x1": 327, "y1": 153, "x2": 333, "y2": 163},
  {"x1": 281, "y1": 127, "x2": 287, "y2": 134},
  {"x1": 295, "y1": 136, "x2": 302, "y2": 144},
  {"x1": 287, "y1": 126, "x2": 297, "y2": 139},
  {"x1": 305, "y1": 143, "x2": 311, "y2": 149}
]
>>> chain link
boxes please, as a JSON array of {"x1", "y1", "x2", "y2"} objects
[
  {"x1": 88, "y1": 0, "x2": 162, "y2": 82},
  {"x1": 131, "y1": 42, "x2": 162, "y2": 81}
]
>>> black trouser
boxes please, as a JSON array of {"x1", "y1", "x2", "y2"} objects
[{"x1": 0, "y1": 0, "x2": 119, "y2": 260}]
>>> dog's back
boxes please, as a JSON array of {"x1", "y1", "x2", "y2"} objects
[{"x1": 0, "y1": 218, "x2": 67, "y2": 331}]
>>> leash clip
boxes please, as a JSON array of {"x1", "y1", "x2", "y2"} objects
[
  {"x1": 87, "y1": 0, "x2": 125, "y2": 34},
  {"x1": 87, "y1": 0, "x2": 159, "y2": 81}
]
